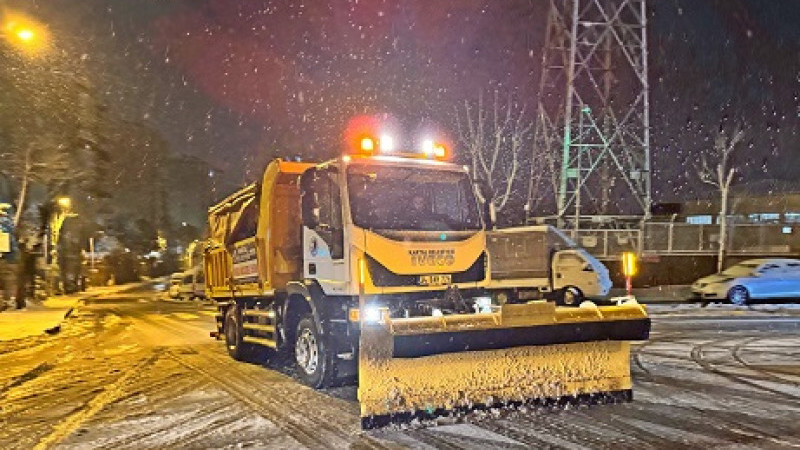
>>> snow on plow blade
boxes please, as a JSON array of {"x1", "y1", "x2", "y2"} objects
[{"x1": 358, "y1": 300, "x2": 650, "y2": 429}]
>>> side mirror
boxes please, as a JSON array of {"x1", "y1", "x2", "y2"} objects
[
  {"x1": 300, "y1": 170, "x2": 319, "y2": 229},
  {"x1": 301, "y1": 193, "x2": 319, "y2": 229}
]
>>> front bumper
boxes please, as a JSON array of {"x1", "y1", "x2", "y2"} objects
[{"x1": 690, "y1": 285, "x2": 727, "y2": 299}]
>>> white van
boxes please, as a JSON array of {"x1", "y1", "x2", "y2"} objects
[{"x1": 168, "y1": 269, "x2": 205, "y2": 300}]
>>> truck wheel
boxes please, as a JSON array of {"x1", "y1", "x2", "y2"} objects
[
  {"x1": 294, "y1": 314, "x2": 334, "y2": 389},
  {"x1": 559, "y1": 286, "x2": 583, "y2": 306},
  {"x1": 224, "y1": 305, "x2": 259, "y2": 362}
]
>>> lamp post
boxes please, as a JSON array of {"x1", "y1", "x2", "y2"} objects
[{"x1": 46, "y1": 196, "x2": 76, "y2": 294}]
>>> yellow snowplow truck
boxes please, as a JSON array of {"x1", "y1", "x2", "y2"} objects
[{"x1": 204, "y1": 141, "x2": 650, "y2": 429}]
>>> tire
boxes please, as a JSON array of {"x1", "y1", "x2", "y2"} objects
[
  {"x1": 224, "y1": 305, "x2": 258, "y2": 361},
  {"x1": 728, "y1": 285, "x2": 750, "y2": 306},
  {"x1": 559, "y1": 286, "x2": 583, "y2": 306},
  {"x1": 294, "y1": 314, "x2": 334, "y2": 389}
]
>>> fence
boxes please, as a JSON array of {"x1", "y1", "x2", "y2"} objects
[{"x1": 568, "y1": 222, "x2": 798, "y2": 259}]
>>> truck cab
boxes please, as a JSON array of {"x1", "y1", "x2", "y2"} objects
[
  {"x1": 205, "y1": 141, "x2": 491, "y2": 387},
  {"x1": 300, "y1": 154, "x2": 487, "y2": 301}
]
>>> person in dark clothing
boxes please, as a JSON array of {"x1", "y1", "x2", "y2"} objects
[
  {"x1": 408, "y1": 194, "x2": 451, "y2": 231},
  {"x1": 15, "y1": 239, "x2": 36, "y2": 309},
  {"x1": 0, "y1": 204, "x2": 18, "y2": 310}
]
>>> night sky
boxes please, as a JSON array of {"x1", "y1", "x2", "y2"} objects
[{"x1": 6, "y1": 0, "x2": 800, "y2": 207}]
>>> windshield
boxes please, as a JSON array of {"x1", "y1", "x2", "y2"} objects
[
  {"x1": 722, "y1": 263, "x2": 759, "y2": 277},
  {"x1": 347, "y1": 164, "x2": 482, "y2": 231},
  {"x1": 549, "y1": 227, "x2": 578, "y2": 249}
]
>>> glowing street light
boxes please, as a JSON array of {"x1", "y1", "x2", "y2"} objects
[
  {"x1": 16, "y1": 28, "x2": 34, "y2": 42},
  {"x1": 1, "y1": 11, "x2": 50, "y2": 56},
  {"x1": 57, "y1": 196, "x2": 72, "y2": 210}
]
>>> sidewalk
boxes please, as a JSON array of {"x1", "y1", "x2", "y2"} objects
[
  {"x1": 0, "y1": 282, "x2": 145, "y2": 342},
  {"x1": 607, "y1": 285, "x2": 692, "y2": 303}
]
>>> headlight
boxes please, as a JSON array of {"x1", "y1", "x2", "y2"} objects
[
  {"x1": 349, "y1": 306, "x2": 389, "y2": 323},
  {"x1": 363, "y1": 306, "x2": 382, "y2": 323}
]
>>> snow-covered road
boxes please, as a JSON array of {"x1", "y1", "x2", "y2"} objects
[{"x1": 1, "y1": 287, "x2": 798, "y2": 449}]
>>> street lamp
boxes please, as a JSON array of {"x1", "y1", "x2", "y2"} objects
[
  {"x1": 15, "y1": 28, "x2": 34, "y2": 43},
  {"x1": 46, "y1": 196, "x2": 76, "y2": 294},
  {"x1": 1, "y1": 10, "x2": 50, "y2": 56}
]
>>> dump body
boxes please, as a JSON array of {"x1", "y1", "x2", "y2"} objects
[{"x1": 205, "y1": 160, "x2": 312, "y2": 299}]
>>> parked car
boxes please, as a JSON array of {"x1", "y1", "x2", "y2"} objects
[
  {"x1": 691, "y1": 258, "x2": 800, "y2": 305},
  {"x1": 168, "y1": 269, "x2": 205, "y2": 300}
]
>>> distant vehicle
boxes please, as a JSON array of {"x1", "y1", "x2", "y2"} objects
[
  {"x1": 486, "y1": 225, "x2": 612, "y2": 306},
  {"x1": 691, "y1": 258, "x2": 800, "y2": 305},
  {"x1": 168, "y1": 269, "x2": 205, "y2": 300}
]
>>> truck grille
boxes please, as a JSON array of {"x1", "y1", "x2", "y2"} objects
[{"x1": 367, "y1": 253, "x2": 486, "y2": 287}]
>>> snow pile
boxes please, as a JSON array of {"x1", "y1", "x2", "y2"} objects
[{"x1": 359, "y1": 340, "x2": 632, "y2": 418}]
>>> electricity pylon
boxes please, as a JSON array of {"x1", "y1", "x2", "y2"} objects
[{"x1": 527, "y1": 0, "x2": 651, "y2": 228}]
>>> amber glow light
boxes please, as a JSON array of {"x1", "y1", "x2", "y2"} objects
[
  {"x1": 360, "y1": 137, "x2": 374, "y2": 153},
  {"x1": 1, "y1": 11, "x2": 50, "y2": 56}
]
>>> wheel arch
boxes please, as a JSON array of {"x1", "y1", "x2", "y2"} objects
[{"x1": 283, "y1": 281, "x2": 327, "y2": 342}]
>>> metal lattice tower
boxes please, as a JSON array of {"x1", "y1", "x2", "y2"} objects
[{"x1": 527, "y1": 0, "x2": 651, "y2": 227}]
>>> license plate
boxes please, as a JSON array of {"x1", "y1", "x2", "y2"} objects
[{"x1": 418, "y1": 274, "x2": 452, "y2": 286}]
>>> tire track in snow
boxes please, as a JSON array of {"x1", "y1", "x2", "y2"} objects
[
  {"x1": 689, "y1": 337, "x2": 800, "y2": 401},
  {"x1": 33, "y1": 349, "x2": 164, "y2": 450},
  {"x1": 164, "y1": 347, "x2": 348, "y2": 449},
  {"x1": 731, "y1": 337, "x2": 800, "y2": 385},
  {"x1": 139, "y1": 309, "x2": 387, "y2": 448}
]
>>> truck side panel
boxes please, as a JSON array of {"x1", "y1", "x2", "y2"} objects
[
  {"x1": 487, "y1": 230, "x2": 550, "y2": 280},
  {"x1": 267, "y1": 175, "x2": 304, "y2": 289}
]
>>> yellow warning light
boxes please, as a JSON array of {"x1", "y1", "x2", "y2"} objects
[
  {"x1": 433, "y1": 144, "x2": 447, "y2": 159},
  {"x1": 360, "y1": 137, "x2": 374, "y2": 153},
  {"x1": 622, "y1": 252, "x2": 637, "y2": 277}
]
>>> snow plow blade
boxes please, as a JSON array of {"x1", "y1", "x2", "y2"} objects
[{"x1": 358, "y1": 300, "x2": 650, "y2": 429}]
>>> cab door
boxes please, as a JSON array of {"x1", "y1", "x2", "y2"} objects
[
  {"x1": 783, "y1": 262, "x2": 800, "y2": 298},
  {"x1": 552, "y1": 251, "x2": 589, "y2": 291},
  {"x1": 301, "y1": 167, "x2": 348, "y2": 294},
  {"x1": 749, "y1": 263, "x2": 783, "y2": 298}
]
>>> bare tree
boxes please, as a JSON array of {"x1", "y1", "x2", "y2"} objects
[
  {"x1": 0, "y1": 52, "x2": 107, "y2": 229},
  {"x1": 698, "y1": 125, "x2": 746, "y2": 272},
  {"x1": 456, "y1": 91, "x2": 533, "y2": 224}
]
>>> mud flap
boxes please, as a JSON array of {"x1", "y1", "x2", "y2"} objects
[{"x1": 357, "y1": 301, "x2": 648, "y2": 429}]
